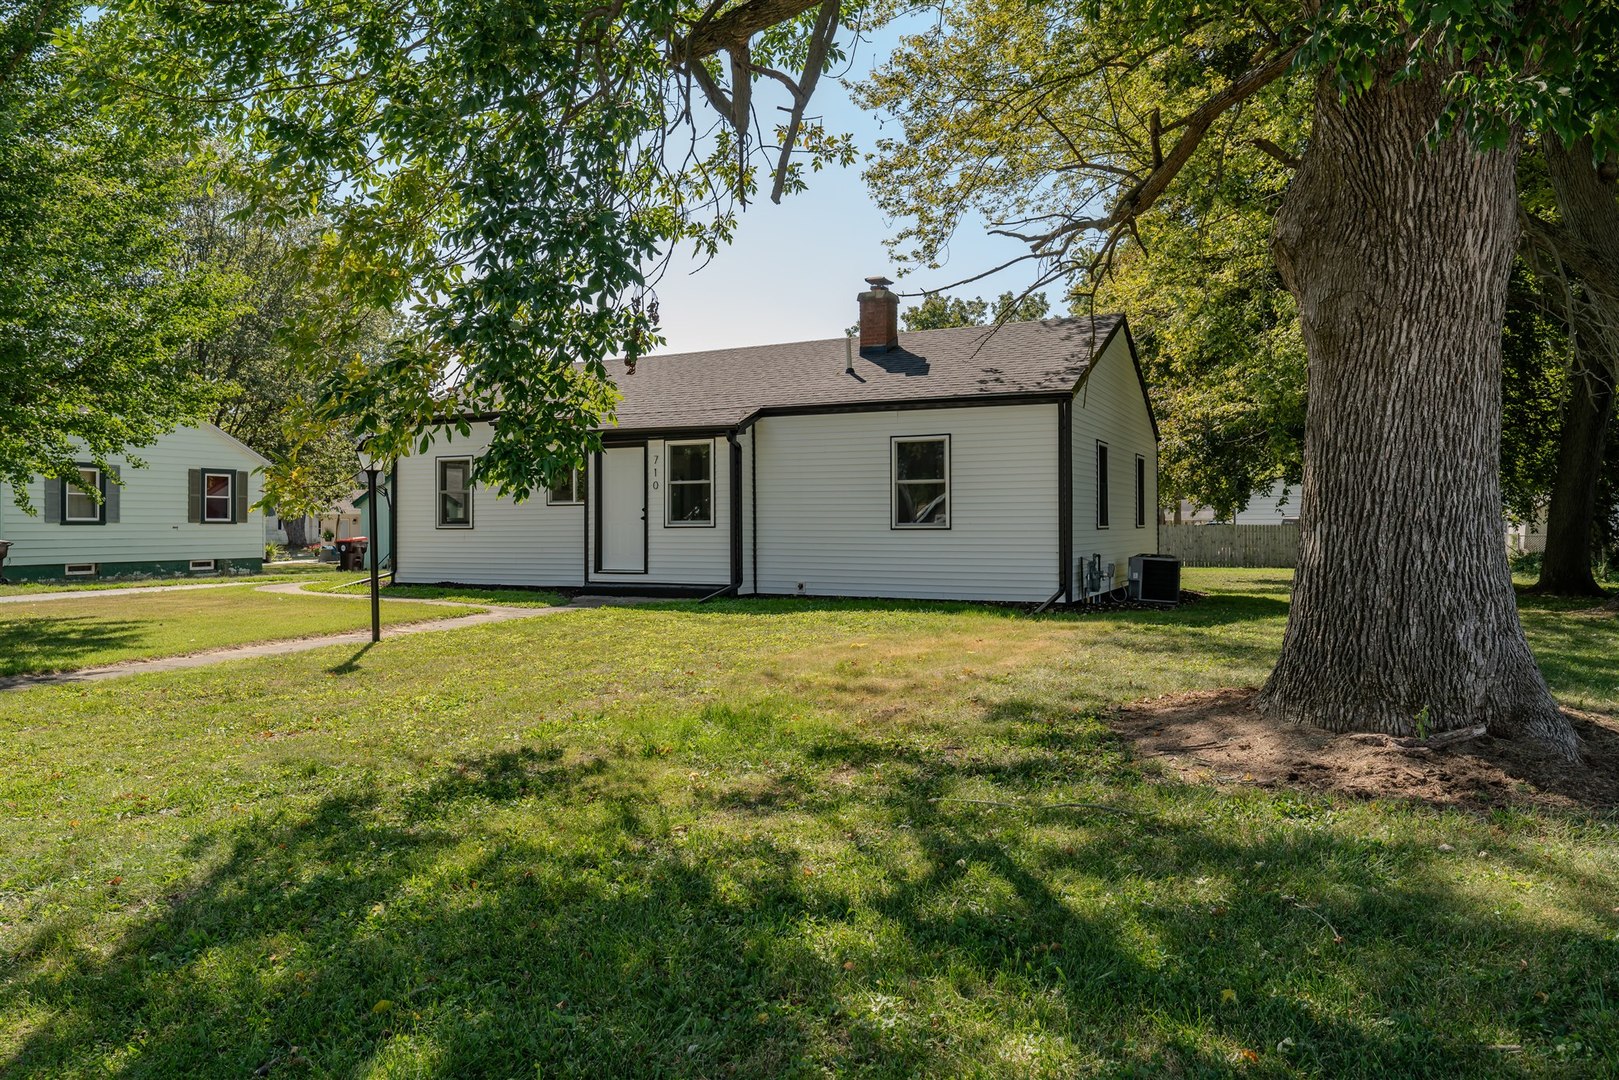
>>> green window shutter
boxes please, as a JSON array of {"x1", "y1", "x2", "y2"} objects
[
  {"x1": 187, "y1": 469, "x2": 201, "y2": 523},
  {"x1": 105, "y1": 466, "x2": 121, "y2": 524},
  {"x1": 235, "y1": 471, "x2": 249, "y2": 523},
  {"x1": 43, "y1": 477, "x2": 62, "y2": 524}
]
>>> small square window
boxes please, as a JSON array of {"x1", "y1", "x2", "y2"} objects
[
  {"x1": 893, "y1": 436, "x2": 949, "y2": 528},
  {"x1": 546, "y1": 467, "x2": 583, "y2": 505},
  {"x1": 203, "y1": 472, "x2": 233, "y2": 523},
  {"x1": 64, "y1": 467, "x2": 102, "y2": 523},
  {"x1": 438, "y1": 458, "x2": 473, "y2": 527}
]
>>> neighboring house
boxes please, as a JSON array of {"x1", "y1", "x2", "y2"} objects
[
  {"x1": 392, "y1": 277, "x2": 1159, "y2": 603},
  {"x1": 351, "y1": 480, "x2": 393, "y2": 568},
  {"x1": 1170, "y1": 483, "x2": 1300, "y2": 525},
  {"x1": 320, "y1": 492, "x2": 365, "y2": 543},
  {"x1": 1506, "y1": 508, "x2": 1548, "y2": 554},
  {"x1": 0, "y1": 423, "x2": 268, "y2": 583},
  {"x1": 265, "y1": 509, "x2": 320, "y2": 549}
]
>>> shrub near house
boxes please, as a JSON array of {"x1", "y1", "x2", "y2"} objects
[{"x1": 0, "y1": 424, "x2": 268, "y2": 582}]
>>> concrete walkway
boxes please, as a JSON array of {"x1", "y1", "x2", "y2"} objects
[
  {"x1": 0, "y1": 582, "x2": 574, "y2": 692},
  {"x1": 0, "y1": 580, "x2": 258, "y2": 604}
]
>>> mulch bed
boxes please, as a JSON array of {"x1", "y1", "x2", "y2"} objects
[{"x1": 1110, "y1": 688, "x2": 1619, "y2": 812}]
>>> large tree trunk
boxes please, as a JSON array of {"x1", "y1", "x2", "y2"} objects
[
  {"x1": 284, "y1": 515, "x2": 310, "y2": 549},
  {"x1": 1535, "y1": 136, "x2": 1619, "y2": 596},
  {"x1": 1536, "y1": 356, "x2": 1613, "y2": 595},
  {"x1": 1261, "y1": 62, "x2": 1578, "y2": 759}
]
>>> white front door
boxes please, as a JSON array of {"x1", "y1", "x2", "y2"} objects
[{"x1": 598, "y1": 445, "x2": 647, "y2": 573}]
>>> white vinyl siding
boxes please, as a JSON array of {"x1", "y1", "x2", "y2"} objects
[
  {"x1": 395, "y1": 426, "x2": 584, "y2": 587},
  {"x1": 0, "y1": 426, "x2": 265, "y2": 569},
  {"x1": 753, "y1": 404, "x2": 1060, "y2": 601},
  {"x1": 1071, "y1": 330, "x2": 1158, "y2": 596}
]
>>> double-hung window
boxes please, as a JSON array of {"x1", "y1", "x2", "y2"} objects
[
  {"x1": 547, "y1": 467, "x2": 584, "y2": 506},
  {"x1": 1096, "y1": 442, "x2": 1110, "y2": 528},
  {"x1": 438, "y1": 458, "x2": 473, "y2": 527},
  {"x1": 1135, "y1": 454, "x2": 1147, "y2": 528},
  {"x1": 893, "y1": 436, "x2": 950, "y2": 528},
  {"x1": 64, "y1": 467, "x2": 103, "y2": 524},
  {"x1": 666, "y1": 441, "x2": 713, "y2": 525},
  {"x1": 202, "y1": 471, "x2": 234, "y2": 523}
]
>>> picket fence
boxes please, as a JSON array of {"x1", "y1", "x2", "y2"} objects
[{"x1": 1158, "y1": 523, "x2": 1301, "y2": 568}]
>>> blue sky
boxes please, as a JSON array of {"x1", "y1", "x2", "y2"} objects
[{"x1": 651, "y1": 20, "x2": 1054, "y2": 353}]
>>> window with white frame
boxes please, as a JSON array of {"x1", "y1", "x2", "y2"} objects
[
  {"x1": 1096, "y1": 442, "x2": 1110, "y2": 528},
  {"x1": 64, "y1": 563, "x2": 97, "y2": 576},
  {"x1": 202, "y1": 471, "x2": 234, "y2": 523},
  {"x1": 1135, "y1": 454, "x2": 1147, "y2": 528},
  {"x1": 546, "y1": 466, "x2": 583, "y2": 505},
  {"x1": 666, "y1": 441, "x2": 713, "y2": 525},
  {"x1": 189, "y1": 559, "x2": 217, "y2": 572},
  {"x1": 438, "y1": 458, "x2": 473, "y2": 527},
  {"x1": 64, "y1": 467, "x2": 102, "y2": 523},
  {"x1": 893, "y1": 436, "x2": 950, "y2": 528}
]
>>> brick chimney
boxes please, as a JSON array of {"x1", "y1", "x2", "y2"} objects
[{"x1": 858, "y1": 275, "x2": 899, "y2": 352}]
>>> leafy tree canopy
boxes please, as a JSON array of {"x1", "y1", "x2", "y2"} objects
[
  {"x1": 901, "y1": 290, "x2": 1051, "y2": 331},
  {"x1": 74, "y1": 0, "x2": 861, "y2": 499},
  {"x1": 1, "y1": 3, "x2": 237, "y2": 510}
]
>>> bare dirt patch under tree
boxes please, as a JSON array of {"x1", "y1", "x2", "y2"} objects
[{"x1": 1113, "y1": 689, "x2": 1619, "y2": 811}]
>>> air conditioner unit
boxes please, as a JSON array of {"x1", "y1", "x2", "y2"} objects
[{"x1": 1127, "y1": 554, "x2": 1181, "y2": 605}]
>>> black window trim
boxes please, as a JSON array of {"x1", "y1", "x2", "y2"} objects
[
  {"x1": 1096, "y1": 440, "x2": 1110, "y2": 529},
  {"x1": 664, "y1": 438, "x2": 716, "y2": 528},
  {"x1": 436, "y1": 455, "x2": 475, "y2": 529},
  {"x1": 61, "y1": 463, "x2": 106, "y2": 526},
  {"x1": 200, "y1": 468, "x2": 236, "y2": 525},
  {"x1": 891, "y1": 433, "x2": 952, "y2": 531},
  {"x1": 1134, "y1": 453, "x2": 1147, "y2": 529},
  {"x1": 545, "y1": 465, "x2": 586, "y2": 507}
]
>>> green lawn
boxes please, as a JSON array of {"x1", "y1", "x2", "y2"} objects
[
  {"x1": 0, "y1": 586, "x2": 475, "y2": 677},
  {"x1": 1, "y1": 570, "x2": 1615, "y2": 1077},
  {"x1": 303, "y1": 577, "x2": 569, "y2": 608},
  {"x1": 0, "y1": 566, "x2": 347, "y2": 595}
]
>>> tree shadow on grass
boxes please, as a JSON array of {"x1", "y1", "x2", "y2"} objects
[
  {"x1": 0, "y1": 616, "x2": 146, "y2": 677},
  {"x1": 4, "y1": 714, "x2": 1616, "y2": 1077}
]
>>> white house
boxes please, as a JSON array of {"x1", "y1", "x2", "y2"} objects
[
  {"x1": 393, "y1": 278, "x2": 1160, "y2": 603},
  {"x1": 1171, "y1": 482, "x2": 1301, "y2": 525},
  {"x1": 0, "y1": 423, "x2": 268, "y2": 583}
]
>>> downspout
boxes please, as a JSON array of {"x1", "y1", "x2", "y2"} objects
[
  {"x1": 727, "y1": 430, "x2": 743, "y2": 593},
  {"x1": 1057, "y1": 396, "x2": 1073, "y2": 603},
  {"x1": 750, "y1": 420, "x2": 759, "y2": 596},
  {"x1": 385, "y1": 464, "x2": 398, "y2": 582}
]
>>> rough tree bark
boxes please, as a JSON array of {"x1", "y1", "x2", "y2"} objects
[
  {"x1": 283, "y1": 515, "x2": 310, "y2": 549},
  {"x1": 1260, "y1": 61, "x2": 1579, "y2": 758},
  {"x1": 1536, "y1": 355, "x2": 1613, "y2": 595}
]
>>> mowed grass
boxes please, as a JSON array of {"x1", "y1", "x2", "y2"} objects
[
  {"x1": 0, "y1": 586, "x2": 474, "y2": 676},
  {"x1": 303, "y1": 578, "x2": 570, "y2": 608},
  {"x1": 0, "y1": 570, "x2": 1615, "y2": 1078},
  {"x1": 0, "y1": 566, "x2": 347, "y2": 595}
]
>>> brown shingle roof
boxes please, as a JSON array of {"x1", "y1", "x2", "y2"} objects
[{"x1": 604, "y1": 315, "x2": 1126, "y2": 431}]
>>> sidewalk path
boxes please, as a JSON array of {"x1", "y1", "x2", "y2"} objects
[
  {"x1": 0, "y1": 583, "x2": 575, "y2": 692},
  {"x1": 0, "y1": 581, "x2": 257, "y2": 604}
]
